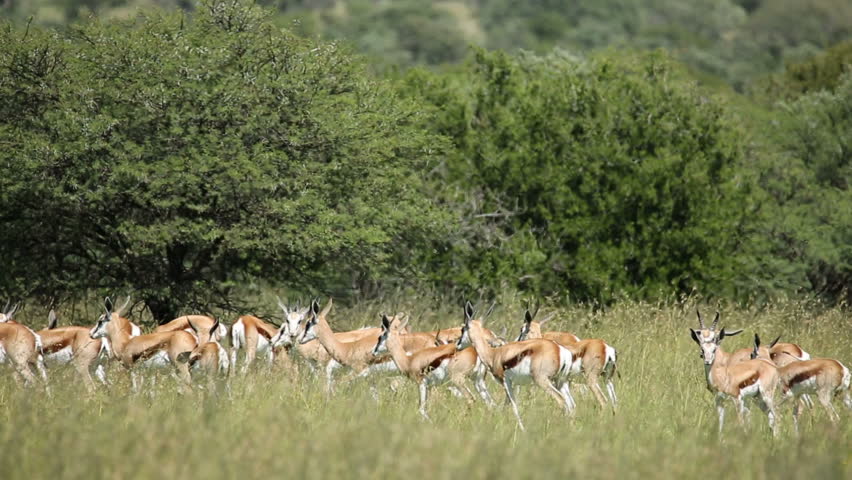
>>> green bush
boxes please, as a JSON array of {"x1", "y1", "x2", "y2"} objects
[
  {"x1": 0, "y1": 1, "x2": 449, "y2": 320},
  {"x1": 404, "y1": 49, "x2": 756, "y2": 303}
]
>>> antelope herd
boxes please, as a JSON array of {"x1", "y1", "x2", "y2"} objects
[{"x1": 0, "y1": 297, "x2": 849, "y2": 435}]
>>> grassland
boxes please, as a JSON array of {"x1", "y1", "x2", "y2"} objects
[{"x1": 0, "y1": 298, "x2": 850, "y2": 479}]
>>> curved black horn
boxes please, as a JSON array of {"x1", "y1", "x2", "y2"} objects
[{"x1": 696, "y1": 308, "x2": 705, "y2": 329}]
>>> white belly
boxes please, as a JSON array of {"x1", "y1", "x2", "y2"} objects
[
  {"x1": 46, "y1": 346, "x2": 74, "y2": 364},
  {"x1": 505, "y1": 356, "x2": 533, "y2": 384},
  {"x1": 739, "y1": 381, "x2": 761, "y2": 399},
  {"x1": 370, "y1": 360, "x2": 398, "y2": 373},
  {"x1": 0, "y1": 344, "x2": 6, "y2": 364},
  {"x1": 790, "y1": 376, "x2": 818, "y2": 395},
  {"x1": 140, "y1": 350, "x2": 171, "y2": 368},
  {"x1": 426, "y1": 362, "x2": 450, "y2": 385},
  {"x1": 256, "y1": 335, "x2": 270, "y2": 353}
]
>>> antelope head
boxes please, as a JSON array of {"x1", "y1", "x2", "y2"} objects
[
  {"x1": 688, "y1": 309, "x2": 742, "y2": 365},
  {"x1": 298, "y1": 298, "x2": 332, "y2": 344},
  {"x1": 90, "y1": 296, "x2": 131, "y2": 340},
  {"x1": 371, "y1": 313, "x2": 409, "y2": 356},
  {"x1": 456, "y1": 300, "x2": 476, "y2": 348},
  {"x1": 274, "y1": 296, "x2": 310, "y2": 346},
  {"x1": 188, "y1": 317, "x2": 220, "y2": 344},
  {"x1": 90, "y1": 298, "x2": 114, "y2": 339}
]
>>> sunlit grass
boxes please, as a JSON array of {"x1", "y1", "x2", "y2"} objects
[{"x1": 1, "y1": 298, "x2": 850, "y2": 479}]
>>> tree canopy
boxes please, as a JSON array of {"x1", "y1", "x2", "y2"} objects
[{"x1": 0, "y1": 1, "x2": 449, "y2": 320}]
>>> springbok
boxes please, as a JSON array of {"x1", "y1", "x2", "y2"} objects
[
  {"x1": 270, "y1": 307, "x2": 388, "y2": 389},
  {"x1": 297, "y1": 299, "x2": 400, "y2": 390},
  {"x1": 0, "y1": 302, "x2": 47, "y2": 387},
  {"x1": 371, "y1": 313, "x2": 495, "y2": 418},
  {"x1": 750, "y1": 334, "x2": 811, "y2": 368},
  {"x1": 751, "y1": 335, "x2": 850, "y2": 433},
  {"x1": 177, "y1": 318, "x2": 230, "y2": 392},
  {"x1": 90, "y1": 298, "x2": 199, "y2": 392},
  {"x1": 230, "y1": 315, "x2": 283, "y2": 373},
  {"x1": 749, "y1": 333, "x2": 814, "y2": 409},
  {"x1": 689, "y1": 310, "x2": 780, "y2": 436},
  {"x1": 39, "y1": 309, "x2": 110, "y2": 391},
  {"x1": 458, "y1": 301, "x2": 575, "y2": 431},
  {"x1": 155, "y1": 315, "x2": 228, "y2": 344},
  {"x1": 297, "y1": 299, "x2": 442, "y2": 392},
  {"x1": 515, "y1": 309, "x2": 617, "y2": 410},
  {"x1": 230, "y1": 298, "x2": 315, "y2": 373}
]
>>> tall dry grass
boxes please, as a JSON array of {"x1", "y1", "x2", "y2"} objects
[{"x1": 0, "y1": 297, "x2": 850, "y2": 479}]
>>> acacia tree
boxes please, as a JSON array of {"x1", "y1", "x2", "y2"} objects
[{"x1": 0, "y1": 1, "x2": 448, "y2": 321}]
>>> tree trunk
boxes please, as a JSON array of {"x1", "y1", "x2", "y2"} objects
[{"x1": 146, "y1": 296, "x2": 179, "y2": 325}]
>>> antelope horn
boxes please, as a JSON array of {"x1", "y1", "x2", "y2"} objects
[
  {"x1": 539, "y1": 312, "x2": 557, "y2": 326},
  {"x1": 276, "y1": 295, "x2": 288, "y2": 312},
  {"x1": 485, "y1": 301, "x2": 497, "y2": 319},
  {"x1": 117, "y1": 296, "x2": 131, "y2": 316},
  {"x1": 696, "y1": 308, "x2": 705, "y2": 329},
  {"x1": 711, "y1": 311, "x2": 720, "y2": 330}
]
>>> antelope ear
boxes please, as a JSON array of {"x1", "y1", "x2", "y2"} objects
[
  {"x1": 770, "y1": 335, "x2": 781, "y2": 348},
  {"x1": 210, "y1": 319, "x2": 220, "y2": 337},
  {"x1": 754, "y1": 333, "x2": 761, "y2": 348},
  {"x1": 524, "y1": 310, "x2": 533, "y2": 324},
  {"x1": 464, "y1": 301, "x2": 474, "y2": 320},
  {"x1": 689, "y1": 328, "x2": 700, "y2": 345},
  {"x1": 311, "y1": 299, "x2": 320, "y2": 316},
  {"x1": 720, "y1": 328, "x2": 743, "y2": 339},
  {"x1": 381, "y1": 314, "x2": 390, "y2": 329},
  {"x1": 47, "y1": 309, "x2": 58, "y2": 330}
]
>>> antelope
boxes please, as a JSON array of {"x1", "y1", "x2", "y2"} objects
[
  {"x1": 297, "y1": 299, "x2": 443, "y2": 392},
  {"x1": 689, "y1": 310, "x2": 780, "y2": 436},
  {"x1": 230, "y1": 304, "x2": 309, "y2": 374},
  {"x1": 749, "y1": 334, "x2": 811, "y2": 368},
  {"x1": 458, "y1": 301, "x2": 576, "y2": 431},
  {"x1": 230, "y1": 315, "x2": 278, "y2": 372},
  {"x1": 0, "y1": 302, "x2": 48, "y2": 387},
  {"x1": 38, "y1": 301, "x2": 143, "y2": 390},
  {"x1": 749, "y1": 333, "x2": 814, "y2": 409},
  {"x1": 371, "y1": 313, "x2": 495, "y2": 418},
  {"x1": 90, "y1": 298, "x2": 198, "y2": 392},
  {"x1": 297, "y1": 299, "x2": 401, "y2": 390},
  {"x1": 177, "y1": 318, "x2": 230, "y2": 392},
  {"x1": 515, "y1": 309, "x2": 617, "y2": 410},
  {"x1": 39, "y1": 309, "x2": 109, "y2": 391},
  {"x1": 155, "y1": 315, "x2": 228, "y2": 345},
  {"x1": 751, "y1": 335, "x2": 850, "y2": 433}
]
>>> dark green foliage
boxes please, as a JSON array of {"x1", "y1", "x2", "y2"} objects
[
  {"x1": 770, "y1": 40, "x2": 852, "y2": 99},
  {"x1": 0, "y1": 1, "x2": 448, "y2": 320},
  {"x1": 759, "y1": 73, "x2": 852, "y2": 303},
  {"x1": 404, "y1": 50, "x2": 754, "y2": 302}
]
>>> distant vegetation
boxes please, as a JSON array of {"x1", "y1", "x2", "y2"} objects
[{"x1": 1, "y1": 1, "x2": 851, "y2": 318}]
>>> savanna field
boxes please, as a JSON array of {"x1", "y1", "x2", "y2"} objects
[
  {"x1": 1, "y1": 297, "x2": 849, "y2": 480},
  {"x1": 2, "y1": 0, "x2": 852, "y2": 478}
]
